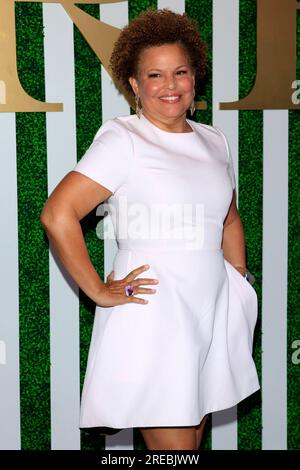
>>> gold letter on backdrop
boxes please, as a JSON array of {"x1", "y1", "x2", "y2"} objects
[
  {"x1": 0, "y1": 0, "x2": 126, "y2": 112},
  {"x1": 220, "y1": 0, "x2": 300, "y2": 110},
  {"x1": 0, "y1": 0, "x2": 62, "y2": 112}
]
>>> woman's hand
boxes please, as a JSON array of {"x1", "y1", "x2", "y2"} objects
[{"x1": 95, "y1": 264, "x2": 159, "y2": 308}]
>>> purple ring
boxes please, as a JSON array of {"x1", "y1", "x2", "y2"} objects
[{"x1": 125, "y1": 285, "x2": 134, "y2": 297}]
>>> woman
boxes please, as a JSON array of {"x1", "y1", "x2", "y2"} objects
[{"x1": 40, "y1": 9, "x2": 260, "y2": 450}]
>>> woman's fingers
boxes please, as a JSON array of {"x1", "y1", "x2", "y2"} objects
[
  {"x1": 131, "y1": 287, "x2": 157, "y2": 295},
  {"x1": 106, "y1": 270, "x2": 114, "y2": 281},
  {"x1": 100, "y1": 264, "x2": 159, "y2": 307},
  {"x1": 127, "y1": 296, "x2": 149, "y2": 305},
  {"x1": 124, "y1": 264, "x2": 159, "y2": 286},
  {"x1": 137, "y1": 287, "x2": 157, "y2": 294},
  {"x1": 132, "y1": 277, "x2": 159, "y2": 286},
  {"x1": 125, "y1": 264, "x2": 150, "y2": 280},
  {"x1": 124, "y1": 285, "x2": 157, "y2": 305}
]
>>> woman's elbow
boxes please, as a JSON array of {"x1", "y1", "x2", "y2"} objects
[
  {"x1": 40, "y1": 202, "x2": 52, "y2": 228},
  {"x1": 40, "y1": 202, "x2": 71, "y2": 230}
]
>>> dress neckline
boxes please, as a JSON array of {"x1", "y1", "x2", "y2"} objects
[{"x1": 140, "y1": 113, "x2": 196, "y2": 136}]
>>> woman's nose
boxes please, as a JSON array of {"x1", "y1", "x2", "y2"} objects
[{"x1": 165, "y1": 75, "x2": 176, "y2": 89}]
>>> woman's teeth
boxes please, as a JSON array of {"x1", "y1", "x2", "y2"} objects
[{"x1": 159, "y1": 96, "x2": 180, "y2": 102}]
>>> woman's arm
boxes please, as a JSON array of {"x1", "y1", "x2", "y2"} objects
[
  {"x1": 40, "y1": 171, "x2": 113, "y2": 303},
  {"x1": 221, "y1": 189, "x2": 247, "y2": 276}
]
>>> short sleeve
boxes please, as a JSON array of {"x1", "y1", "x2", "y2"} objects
[
  {"x1": 215, "y1": 127, "x2": 236, "y2": 190},
  {"x1": 72, "y1": 119, "x2": 133, "y2": 194}
]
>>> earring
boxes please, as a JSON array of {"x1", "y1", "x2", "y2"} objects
[
  {"x1": 135, "y1": 94, "x2": 142, "y2": 119},
  {"x1": 189, "y1": 99, "x2": 195, "y2": 116}
]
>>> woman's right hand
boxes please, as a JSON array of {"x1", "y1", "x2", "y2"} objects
[{"x1": 95, "y1": 264, "x2": 159, "y2": 308}]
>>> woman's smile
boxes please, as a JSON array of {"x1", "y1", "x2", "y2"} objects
[{"x1": 159, "y1": 95, "x2": 181, "y2": 104}]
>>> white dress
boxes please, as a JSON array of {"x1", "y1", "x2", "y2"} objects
[{"x1": 72, "y1": 113, "x2": 260, "y2": 430}]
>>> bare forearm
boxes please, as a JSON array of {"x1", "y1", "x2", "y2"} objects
[
  {"x1": 42, "y1": 216, "x2": 105, "y2": 303},
  {"x1": 222, "y1": 215, "x2": 246, "y2": 273}
]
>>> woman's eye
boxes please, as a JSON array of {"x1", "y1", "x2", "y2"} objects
[
  {"x1": 149, "y1": 73, "x2": 161, "y2": 78},
  {"x1": 177, "y1": 70, "x2": 187, "y2": 75}
]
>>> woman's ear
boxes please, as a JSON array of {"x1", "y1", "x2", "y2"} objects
[{"x1": 129, "y1": 76, "x2": 139, "y2": 96}]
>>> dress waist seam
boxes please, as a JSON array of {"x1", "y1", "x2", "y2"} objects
[{"x1": 117, "y1": 246, "x2": 223, "y2": 253}]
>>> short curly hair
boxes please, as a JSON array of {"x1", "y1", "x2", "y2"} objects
[{"x1": 110, "y1": 8, "x2": 208, "y2": 97}]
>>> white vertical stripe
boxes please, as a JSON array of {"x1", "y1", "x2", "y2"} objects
[
  {"x1": 43, "y1": 4, "x2": 80, "y2": 450},
  {"x1": 262, "y1": 111, "x2": 288, "y2": 450},
  {"x1": 0, "y1": 114, "x2": 21, "y2": 450},
  {"x1": 158, "y1": 0, "x2": 185, "y2": 13},
  {"x1": 212, "y1": 0, "x2": 239, "y2": 449},
  {"x1": 100, "y1": 1, "x2": 132, "y2": 451},
  {"x1": 100, "y1": 2, "x2": 130, "y2": 125}
]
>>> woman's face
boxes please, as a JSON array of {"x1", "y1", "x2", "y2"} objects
[{"x1": 129, "y1": 43, "x2": 195, "y2": 129}]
